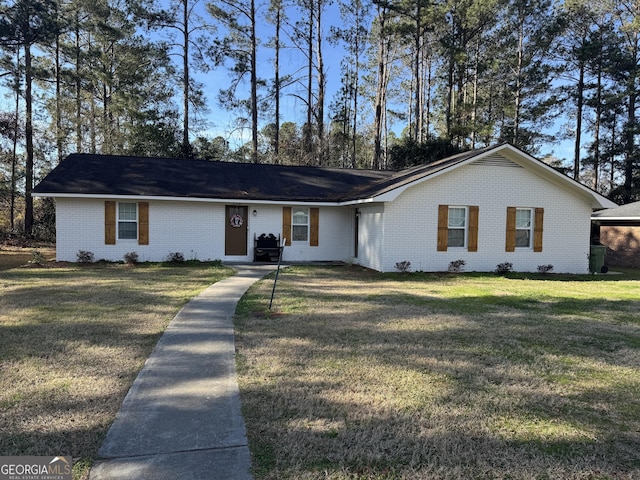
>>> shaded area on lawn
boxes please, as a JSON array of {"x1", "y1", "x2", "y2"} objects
[
  {"x1": 0, "y1": 261, "x2": 233, "y2": 479},
  {"x1": 236, "y1": 266, "x2": 640, "y2": 479}
]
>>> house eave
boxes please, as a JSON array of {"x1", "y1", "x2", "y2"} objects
[
  {"x1": 591, "y1": 216, "x2": 640, "y2": 221},
  {"x1": 32, "y1": 192, "x2": 344, "y2": 207}
]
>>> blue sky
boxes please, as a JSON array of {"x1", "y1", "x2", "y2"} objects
[{"x1": 0, "y1": 0, "x2": 576, "y2": 166}]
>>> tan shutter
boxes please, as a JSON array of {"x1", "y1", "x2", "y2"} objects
[
  {"x1": 282, "y1": 207, "x2": 292, "y2": 246},
  {"x1": 310, "y1": 208, "x2": 319, "y2": 246},
  {"x1": 138, "y1": 202, "x2": 149, "y2": 245},
  {"x1": 105, "y1": 201, "x2": 116, "y2": 245},
  {"x1": 533, "y1": 207, "x2": 544, "y2": 252},
  {"x1": 437, "y1": 205, "x2": 448, "y2": 251},
  {"x1": 468, "y1": 206, "x2": 479, "y2": 252},
  {"x1": 505, "y1": 207, "x2": 516, "y2": 252}
]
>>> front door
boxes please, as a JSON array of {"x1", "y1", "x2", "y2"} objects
[{"x1": 225, "y1": 205, "x2": 248, "y2": 256}]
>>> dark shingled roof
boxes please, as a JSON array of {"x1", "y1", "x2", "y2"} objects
[
  {"x1": 33, "y1": 147, "x2": 498, "y2": 203},
  {"x1": 33, "y1": 154, "x2": 395, "y2": 202}
]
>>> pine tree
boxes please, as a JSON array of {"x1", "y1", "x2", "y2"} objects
[
  {"x1": 0, "y1": 0, "x2": 58, "y2": 235},
  {"x1": 208, "y1": 0, "x2": 261, "y2": 163}
]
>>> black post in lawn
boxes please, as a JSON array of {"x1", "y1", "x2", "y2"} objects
[{"x1": 269, "y1": 238, "x2": 285, "y2": 310}]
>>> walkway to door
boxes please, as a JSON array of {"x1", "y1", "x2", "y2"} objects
[{"x1": 90, "y1": 264, "x2": 278, "y2": 480}]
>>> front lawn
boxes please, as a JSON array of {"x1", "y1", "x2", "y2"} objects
[
  {"x1": 235, "y1": 266, "x2": 640, "y2": 479},
  {"x1": 0, "y1": 258, "x2": 233, "y2": 479}
]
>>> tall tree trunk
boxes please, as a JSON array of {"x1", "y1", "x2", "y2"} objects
[
  {"x1": 183, "y1": 0, "x2": 190, "y2": 156},
  {"x1": 250, "y1": 0, "x2": 258, "y2": 163},
  {"x1": 351, "y1": 5, "x2": 360, "y2": 168},
  {"x1": 471, "y1": 37, "x2": 480, "y2": 148},
  {"x1": 446, "y1": 49, "x2": 454, "y2": 140},
  {"x1": 372, "y1": 4, "x2": 386, "y2": 170},
  {"x1": 593, "y1": 50, "x2": 602, "y2": 191},
  {"x1": 11, "y1": 48, "x2": 20, "y2": 231},
  {"x1": 273, "y1": 3, "x2": 281, "y2": 164},
  {"x1": 55, "y1": 25, "x2": 63, "y2": 163},
  {"x1": 610, "y1": 110, "x2": 617, "y2": 190},
  {"x1": 315, "y1": 0, "x2": 325, "y2": 165},
  {"x1": 623, "y1": 34, "x2": 638, "y2": 202},
  {"x1": 573, "y1": 58, "x2": 585, "y2": 180},
  {"x1": 24, "y1": 42, "x2": 34, "y2": 236},
  {"x1": 304, "y1": 0, "x2": 314, "y2": 159},
  {"x1": 414, "y1": 0, "x2": 422, "y2": 142},
  {"x1": 75, "y1": 12, "x2": 82, "y2": 152},
  {"x1": 513, "y1": 17, "x2": 524, "y2": 145},
  {"x1": 373, "y1": 61, "x2": 387, "y2": 169}
]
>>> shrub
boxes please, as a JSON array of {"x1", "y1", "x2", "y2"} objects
[
  {"x1": 495, "y1": 262, "x2": 513, "y2": 274},
  {"x1": 76, "y1": 250, "x2": 95, "y2": 263},
  {"x1": 395, "y1": 261, "x2": 411, "y2": 273},
  {"x1": 537, "y1": 264, "x2": 554, "y2": 274},
  {"x1": 448, "y1": 259, "x2": 466, "y2": 273},
  {"x1": 167, "y1": 252, "x2": 185, "y2": 262},
  {"x1": 124, "y1": 251, "x2": 139, "y2": 265},
  {"x1": 29, "y1": 250, "x2": 47, "y2": 266}
]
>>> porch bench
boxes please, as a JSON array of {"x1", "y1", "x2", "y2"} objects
[{"x1": 253, "y1": 233, "x2": 281, "y2": 262}]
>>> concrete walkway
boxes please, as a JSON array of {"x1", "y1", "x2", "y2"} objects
[{"x1": 90, "y1": 264, "x2": 278, "y2": 480}]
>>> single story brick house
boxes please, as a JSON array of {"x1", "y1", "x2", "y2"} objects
[
  {"x1": 592, "y1": 201, "x2": 640, "y2": 268},
  {"x1": 33, "y1": 143, "x2": 616, "y2": 273}
]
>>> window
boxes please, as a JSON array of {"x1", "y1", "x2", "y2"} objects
[
  {"x1": 438, "y1": 205, "x2": 478, "y2": 252},
  {"x1": 105, "y1": 201, "x2": 148, "y2": 245},
  {"x1": 118, "y1": 202, "x2": 137, "y2": 240},
  {"x1": 506, "y1": 207, "x2": 543, "y2": 252},
  {"x1": 292, "y1": 207, "x2": 309, "y2": 241},
  {"x1": 515, "y1": 208, "x2": 532, "y2": 248},
  {"x1": 282, "y1": 207, "x2": 319, "y2": 247},
  {"x1": 447, "y1": 206, "x2": 467, "y2": 248}
]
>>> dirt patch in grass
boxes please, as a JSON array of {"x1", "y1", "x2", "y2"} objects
[
  {"x1": 0, "y1": 262, "x2": 233, "y2": 479},
  {"x1": 0, "y1": 245, "x2": 57, "y2": 270},
  {"x1": 236, "y1": 266, "x2": 640, "y2": 479}
]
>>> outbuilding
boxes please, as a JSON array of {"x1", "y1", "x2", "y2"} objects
[{"x1": 592, "y1": 201, "x2": 640, "y2": 268}]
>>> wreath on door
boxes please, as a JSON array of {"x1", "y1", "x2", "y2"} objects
[{"x1": 229, "y1": 213, "x2": 244, "y2": 228}]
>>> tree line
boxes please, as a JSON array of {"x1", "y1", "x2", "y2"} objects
[{"x1": 0, "y1": 0, "x2": 639, "y2": 237}]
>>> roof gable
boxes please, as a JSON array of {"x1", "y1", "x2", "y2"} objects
[{"x1": 363, "y1": 143, "x2": 616, "y2": 209}]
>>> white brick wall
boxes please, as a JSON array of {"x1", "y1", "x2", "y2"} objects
[
  {"x1": 374, "y1": 162, "x2": 592, "y2": 273},
  {"x1": 356, "y1": 204, "x2": 385, "y2": 271},
  {"x1": 55, "y1": 199, "x2": 354, "y2": 263}
]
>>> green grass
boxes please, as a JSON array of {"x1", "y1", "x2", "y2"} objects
[
  {"x1": 235, "y1": 266, "x2": 640, "y2": 479},
  {"x1": 0, "y1": 256, "x2": 233, "y2": 479}
]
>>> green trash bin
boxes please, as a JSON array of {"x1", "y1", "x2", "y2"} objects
[{"x1": 589, "y1": 245, "x2": 607, "y2": 273}]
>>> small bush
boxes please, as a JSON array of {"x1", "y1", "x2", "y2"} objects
[
  {"x1": 395, "y1": 261, "x2": 411, "y2": 273},
  {"x1": 29, "y1": 250, "x2": 47, "y2": 266},
  {"x1": 495, "y1": 262, "x2": 513, "y2": 274},
  {"x1": 537, "y1": 264, "x2": 554, "y2": 274},
  {"x1": 77, "y1": 250, "x2": 95, "y2": 263},
  {"x1": 124, "y1": 251, "x2": 139, "y2": 265},
  {"x1": 448, "y1": 259, "x2": 466, "y2": 273},
  {"x1": 167, "y1": 252, "x2": 185, "y2": 262}
]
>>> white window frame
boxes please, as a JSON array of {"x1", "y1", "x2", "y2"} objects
[
  {"x1": 118, "y1": 202, "x2": 138, "y2": 240},
  {"x1": 447, "y1": 206, "x2": 467, "y2": 249},
  {"x1": 292, "y1": 207, "x2": 309, "y2": 242},
  {"x1": 515, "y1": 208, "x2": 533, "y2": 249}
]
